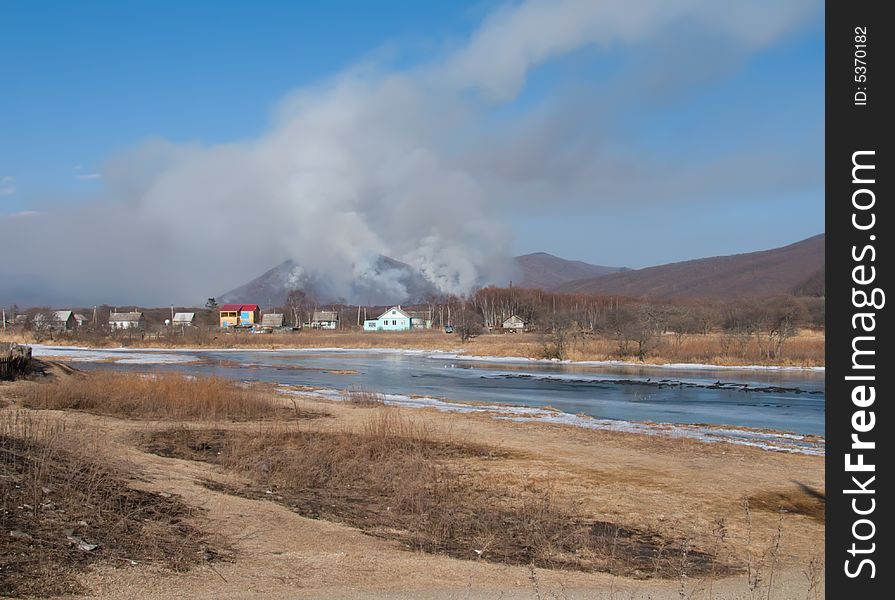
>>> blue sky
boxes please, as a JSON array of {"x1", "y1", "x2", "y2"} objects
[
  {"x1": 1, "y1": 1, "x2": 824, "y2": 304},
  {"x1": 1, "y1": 2, "x2": 481, "y2": 199}
]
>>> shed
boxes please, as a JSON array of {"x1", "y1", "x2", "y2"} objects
[
  {"x1": 407, "y1": 310, "x2": 432, "y2": 329},
  {"x1": 258, "y1": 313, "x2": 285, "y2": 331},
  {"x1": 310, "y1": 310, "x2": 339, "y2": 329},
  {"x1": 73, "y1": 313, "x2": 89, "y2": 327},
  {"x1": 109, "y1": 312, "x2": 145, "y2": 330}
]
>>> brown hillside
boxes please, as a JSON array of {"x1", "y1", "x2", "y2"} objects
[
  {"x1": 558, "y1": 234, "x2": 824, "y2": 299},
  {"x1": 514, "y1": 252, "x2": 624, "y2": 290}
]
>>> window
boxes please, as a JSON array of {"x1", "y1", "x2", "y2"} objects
[{"x1": 392, "y1": 320, "x2": 397, "y2": 325}]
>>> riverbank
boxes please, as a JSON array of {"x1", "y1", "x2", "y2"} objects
[
  {"x1": 0, "y1": 368, "x2": 825, "y2": 598},
  {"x1": 2, "y1": 328, "x2": 825, "y2": 368}
]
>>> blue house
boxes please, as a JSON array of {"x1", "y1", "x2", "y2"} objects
[{"x1": 364, "y1": 306, "x2": 412, "y2": 331}]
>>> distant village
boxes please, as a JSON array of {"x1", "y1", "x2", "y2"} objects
[{"x1": 0, "y1": 301, "x2": 530, "y2": 337}]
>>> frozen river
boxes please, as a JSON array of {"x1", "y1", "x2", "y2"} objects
[{"x1": 33, "y1": 346, "x2": 825, "y2": 454}]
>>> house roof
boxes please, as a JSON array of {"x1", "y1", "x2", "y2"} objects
[
  {"x1": 73, "y1": 313, "x2": 88, "y2": 322},
  {"x1": 312, "y1": 310, "x2": 338, "y2": 321},
  {"x1": 503, "y1": 315, "x2": 525, "y2": 324},
  {"x1": 173, "y1": 312, "x2": 195, "y2": 323},
  {"x1": 260, "y1": 313, "x2": 285, "y2": 327},
  {"x1": 109, "y1": 312, "x2": 144, "y2": 322},
  {"x1": 376, "y1": 306, "x2": 411, "y2": 320},
  {"x1": 53, "y1": 310, "x2": 73, "y2": 322},
  {"x1": 219, "y1": 304, "x2": 259, "y2": 312}
]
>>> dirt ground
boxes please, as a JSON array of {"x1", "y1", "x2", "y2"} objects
[{"x1": 0, "y1": 375, "x2": 824, "y2": 599}]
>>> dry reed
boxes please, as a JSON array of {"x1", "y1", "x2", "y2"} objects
[{"x1": 19, "y1": 371, "x2": 314, "y2": 421}]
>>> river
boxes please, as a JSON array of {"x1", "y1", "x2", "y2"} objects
[{"x1": 32, "y1": 346, "x2": 825, "y2": 454}]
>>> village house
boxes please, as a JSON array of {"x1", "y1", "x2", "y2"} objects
[
  {"x1": 502, "y1": 315, "x2": 527, "y2": 332},
  {"x1": 52, "y1": 310, "x2": 76, "y2": 332},
  {"x1": 218, "y1": 304, "x2": 260, "y2": 328},
  {"x1": 109, "y1": 311, "x2": 145, "y2": 330},
  {"x1": 73, "y1": 313, "x2": 89, "y2": 327},
  {"x1": 364, "y1": 306, "x2": 413, "y2": 331},
  {"x1": 172, "y1": 312, "x2": 196, "y2": 327},
  {"x1": 309, "y1": 310, "x2": 339, "y2": 329},
  {"x1": 257, "y1": 313, "x2": 285, "y2": 332},
  {"x1": 32, "y1": 310, "x2": 75, "y2": 332}
]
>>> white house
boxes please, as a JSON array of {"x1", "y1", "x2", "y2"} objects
[
  {"x1": 109, "y1": 312, "x2": 145, "y2": 330},
  {"x1": 364, "y1": 306, "x2": 412, "y2": 331},
  {"x1": 502, "y1": 315, "x2": 526, "y2": 332}
]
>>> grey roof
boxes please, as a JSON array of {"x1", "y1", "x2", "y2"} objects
[
  {"x1": 260, "y1": 313, "x2": 285, "y2": 327},
  {"x1": 73, "y1": 313, "x2": 88, "y2": 322},
  {"x1": 503, "y1": 315, "x2": 526, "y2": 325},
  {"x1": 312, "y1": 310, "x2": 338, "y2": 322},
  {"x1": 53, "y1": 310, "x2": 74, "y2": 323},
  {"x1": 109, "y1": 312, "x2": 144, "y2": 322},
  {"x1": 172, "y1": 312, "x2": 195, "y2": 323}
]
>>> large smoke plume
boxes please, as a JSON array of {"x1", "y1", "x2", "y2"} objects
[{"x1": 0, "y1": 0, "x2": 819, "y2": 306}]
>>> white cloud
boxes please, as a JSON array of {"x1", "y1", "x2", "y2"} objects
[
  {"x1": 75, "y1": 173, "x2": 102, "y2": 180},
  {"x1": 435, "y1": 0, "x2": 818, "y2": 100}
]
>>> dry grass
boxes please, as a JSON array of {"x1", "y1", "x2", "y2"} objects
[
  {"x1": 17, "y1": 371, "x2": 327, "y2": 421},
  {"x1": 0, "y1": 412, "x2": 219, "y2": 597},
  {"x1": 3, "y1": 328, "x2": 825, "y2": 367},
  {"x1": 748, "y1": 486, "x2": 825, "y2": 522},
  {"x1": 139, "y1": 411, "x2": 731, "y2": 578},
  {"x1": 342, "y1": 387, "x2": 387, "y2": 407}
]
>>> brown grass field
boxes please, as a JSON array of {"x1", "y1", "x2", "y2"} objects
[
  {"x1": 0, "y1": 365, "x2": 825, "y2": 598},
  {"x1": 1, "y1": 327, "x2": 825, "y2": 367}
]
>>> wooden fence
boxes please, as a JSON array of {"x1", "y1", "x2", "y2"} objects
[{"x1": 0, "y1": 343, "x2": 32, "y2": 380}]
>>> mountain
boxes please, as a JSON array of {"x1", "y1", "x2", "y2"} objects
[
  {"x1": 221, "y1": 251, "x2": 625, "y2": 307},
  {"x1": 557, "y1": 234, "x2": 825, "y2": 299},
  {"x1": 513, "y1": 253, "x2": 626, "y2": 290},
  {"x1": 219, "y1": 255, "x2": 440, "y2": 307}
]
